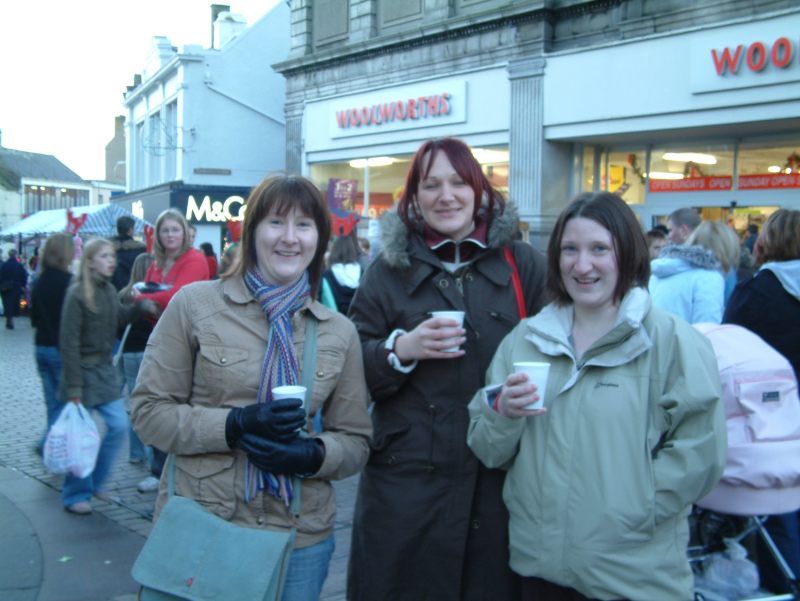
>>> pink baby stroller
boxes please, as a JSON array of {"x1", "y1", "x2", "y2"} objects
[{"x1": 691, "y1": 323, "x2": 800, "y2": 601}]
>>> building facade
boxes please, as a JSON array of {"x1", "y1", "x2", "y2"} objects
[
  {"x1": 114, "y1": 3, "x2": 290, "y2": 254},
  {"x1": 275, "y1": 0, "x2": 800, "y2": 246}
]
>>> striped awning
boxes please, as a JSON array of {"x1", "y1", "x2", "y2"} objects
[{"x1": 1, "y1": 204, "x2": 151, "y2": 239}]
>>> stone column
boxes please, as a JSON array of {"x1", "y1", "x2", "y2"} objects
[{"x1": 508, "y1": 57, "x2": 545, "y2": 225}]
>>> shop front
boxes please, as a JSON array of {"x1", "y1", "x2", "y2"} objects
[
  {"x1": 302, "y1": 67, "x2": 511, "y2": 225},
  {"x1": 545, "y1": 8, "x2": 800, "y2": 237},
  {"x1": 113, "y1": 182, "x2": 252, "y2": 257}
]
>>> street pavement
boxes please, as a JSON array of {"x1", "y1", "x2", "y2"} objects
[{"x1": 0, "y1": 317, "x2": 357, "y2": 601}]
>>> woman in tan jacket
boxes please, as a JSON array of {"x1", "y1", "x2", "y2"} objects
[{"x1": 131, "y1": 175, "x2": 372, "y2": 601}]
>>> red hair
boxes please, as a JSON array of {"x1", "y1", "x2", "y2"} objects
[{"x1": 397, "y1": 138, "x2": 505, "y2": 230}]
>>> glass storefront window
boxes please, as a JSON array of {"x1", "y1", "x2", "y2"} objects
[
  {"x1": 582, "y1": 146, "x2": 595, "y2": 191},
  {"x1": 648, "y1": 144, "x2": 734, "y2": 193},
  {"x1": 309, "y1": 146, "x2": 509, "y2": 220},
  {"x1": 601, "y1": 150, "x2": 646, "y2": 205},
  {"x1": 737, "y1": 139, "x2": 800, "y2": 190}
]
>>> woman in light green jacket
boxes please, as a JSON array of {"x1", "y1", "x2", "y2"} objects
[{"x1": 467, "y1": 192, "x2": 726, "y2": 601}]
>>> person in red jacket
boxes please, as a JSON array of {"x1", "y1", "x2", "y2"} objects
[
  {"x1": 135, "y1": 209, "x2": 209, "y2": 312},
  {"x1": 200, "y1": 242, "x2": 218, "y2": 279},
  {"x1": 131, "y1": 208, "x2": 208, "y2": 492}
]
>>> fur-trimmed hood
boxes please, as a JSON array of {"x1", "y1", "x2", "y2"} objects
[
  {"x1": 112, "y1": 235, "x2": 146, "y2": 252},
  {"x1": 651, "y1": 244, "x2": 721, "y2": 278},
  {"x1": 378, "y1": 203, "x2": 521, "y2": 269}
]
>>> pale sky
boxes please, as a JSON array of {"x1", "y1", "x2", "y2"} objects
[{"x1": 0, "y1": 0, "x2": 281, "y2": 182}]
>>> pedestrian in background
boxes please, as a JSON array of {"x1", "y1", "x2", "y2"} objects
[
  {"x1": 322, "y1": 235, "x2": 362, "y2": 314},
  {"x1": 724, "y1": 208, "x2": 800, "y2": 593},
  {"x1": 646, "y1": 227, "x2": 667, "y2": 260},
  {"x1": 30, "y1": 233, "x2": 74, "y2": 453},
  {"x1": 0, "y1": 248, "x2": 28, "y2": 329},
  {"x1": 347, "y1": 137, "x2": 548, "y2": 601},
  {"x1": 131, "y1": 175, "x2": 372, "y2": 601},
  {"x1": 59, "y1": 238, "x2": 156, "y2": 515},
  {"x1": 130, "y1": 209, "x2": 209, "y2": 492},
  {"x1": 200, "y1": 242, "x2": 218, "y2": 279},
  {"x1": 134, "y1": 209, "x2": 209, "y2": 312},
  {"x1": 118, "y1": 253, "x2": 155, "y2": 467},
  {"x1": 666, "y1": 206, "x2": 701, "y2": 245},
  {"x1": 468, "y1": 192, "x2": 725, "y2": 601},
  {"x1": 110, "y1": 215, "x2": 146, "y2": 291},
  {"x1": 649, "y1": 220, "x2": 736, "y2": 324},
  {"x1": 217, "y1": 242, "x2": 240, "y2": 278}
]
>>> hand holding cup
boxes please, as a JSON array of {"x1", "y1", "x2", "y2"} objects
[
  {"x1": 393, "y1": 311, "x2": 466, "y2": 362},
  {"x1": 497, "y1": 362, "x2": 551, "y2": 419}
]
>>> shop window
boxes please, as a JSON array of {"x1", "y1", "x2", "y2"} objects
[
  {"x1": 309, "y1": 146, "x2": 508, "y2": 221},
  {"x1": 601, "y1": 150, "x2": 646, "y2": 205},
  {"x1": 581, "y1": 146, "x2": 596, "y2": 192},
  {"x1": 648, "y1": 145, "x2": 733, "y2": 193},
  {"x1": 737, "y1": 140, "x2": 800, "y2": 190}
]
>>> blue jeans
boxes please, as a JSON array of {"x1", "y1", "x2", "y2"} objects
[
  {"x1": 280, "y1": 534, "x2": 335, "y2": 601},
  {"x1": 35, "y1": 346, "x2": 62, "y2": 448},
  {"x1": 61, "y1": 398, "x2": 128, "y2": 507},
  {"x1": 122, "y1": 352, "x2": 149, "y2": 462}
]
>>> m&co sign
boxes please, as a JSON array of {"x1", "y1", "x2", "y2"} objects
[{"x1": 711, "y1": 36, "x2": 798, "y2": 75}]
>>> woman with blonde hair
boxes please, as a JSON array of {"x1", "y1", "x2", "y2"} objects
[
  {"x1": 648, "y1": 220, "x2": 734, "y2": 324},
  {"x1": 59, "y1": 238, "x2": 156, "y2": 514},
  {"x1": 134, "y1": 209, "x2": 208, "y2": 311},
  {"x1": 31, "y1": 233, "x2": 75, "y2": 452}
]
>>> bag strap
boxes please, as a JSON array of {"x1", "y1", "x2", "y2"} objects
[
  {"x1": 166, "y1": 313, "x2": 320, "y2": 515},
  {"x1": 503, "y1": 246, "x2": 526, "y2": 320}
]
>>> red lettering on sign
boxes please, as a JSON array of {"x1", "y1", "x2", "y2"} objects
[
  {"x1": 711, "y1": 46, "x2": 743, "y2": 75},
  {"x1": 350, "y1": 108, "x2": 359, "y2": 126},
  {"x1": 440, "y1": 93, "x2": 451, "y2": 115},
  {"x1": 428, "y1": 95, "x2": 439, "y2": 116},
  {"x1": 408, "y1": 99, "x2": 417, "y2": 119},
  {"x1": 771, "y1": 37, "x2": 793, "y2": 69},
  {"x1": 746, "y1": 41, "x2": 767, "y2": 71},
  {"x1": 395, "y1": 101, "x2": 406, "y2": 120},
  {"x1": 336, "y1": 111, "x2": 350, "y2": 128},
  {"x1": 379, "y1": 103, "x2": 393, "y2": 123}
]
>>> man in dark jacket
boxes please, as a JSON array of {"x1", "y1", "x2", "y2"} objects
[
  {"x1": 0, "y1": 249, "x2": 29, "y2": 329},
  {"x1": 111, "y1": 216, "x2": 146, "y2": 290}
]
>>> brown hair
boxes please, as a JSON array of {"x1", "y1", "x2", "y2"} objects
[
  {"x1": 547, "y1": 192, "x2": 651, "y2": 306},
  {"x1": 119, "y1": 253, "x2": 154, "y2": 302},
  {"x1": 397, "y1": 137, "x2": 504, "y2": 231},
  {"x1": 755, "y1": 209, "x2": 800, "y2": 265},
  {"x1": 41, "y1": 233, "x2": 75, "y2": 272},
  {"x1": 229, "y1": 175, "x2": 331, "y2": 298},
  {"x1": 152, "y1": 208, "x2": 191, "y2": 268}
]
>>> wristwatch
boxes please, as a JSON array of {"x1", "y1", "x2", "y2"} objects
[{"x1": 384, "y1": 329, "x2": 417, "y2": 373}]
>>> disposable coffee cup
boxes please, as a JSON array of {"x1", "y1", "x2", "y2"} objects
[
  {"x1": 512, "y1": 362, "x2": 550, "y2": 410},
  {"x1": 272, "y1": 385, "x2": 307, "y2": 409},
  {"x1": 431, "y1": 310, "x2": 465, "y2": 353}
]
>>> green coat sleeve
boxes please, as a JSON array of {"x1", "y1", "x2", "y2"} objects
[{"x1": 59, "y1": 286, "x2": 84, "y2": 400}]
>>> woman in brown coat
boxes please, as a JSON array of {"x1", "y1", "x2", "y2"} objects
[{"x1": 347, "y1": 138, "x2": 548, "y2": 600}]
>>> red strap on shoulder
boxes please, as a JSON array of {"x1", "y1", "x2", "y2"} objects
[{"x1": 503, "y1": 246, "x2": 526, "y2": 320}]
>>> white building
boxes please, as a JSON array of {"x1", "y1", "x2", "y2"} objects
[{"x1": 114, "y1": 3, "x2": 290, "y2": 253}]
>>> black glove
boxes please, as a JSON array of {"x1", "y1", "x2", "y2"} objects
[
  {"x1": 225, "y1": 400, "x2": 305, "y2": 448},
  {"x1": 238, "y1": 433, "x2": 325, "y2": 477}
]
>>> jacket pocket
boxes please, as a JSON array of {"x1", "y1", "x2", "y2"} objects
[
  {"x1": 368, "y1": 423, "x2": 412, "y2": 466},
  {"x1": 196, "y1": 345, "x2": 249, "y2": 389},
  {"x1": 175, "y1": 453, "x2": 237, "y2": 519},
  {"x1": 277, "y1": 479, "x2": 335, "y2": 535}
]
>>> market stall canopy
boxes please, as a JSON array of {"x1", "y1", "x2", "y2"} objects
[{"x1": 1, "y1": 204, "x2": 151, "y2": 239}]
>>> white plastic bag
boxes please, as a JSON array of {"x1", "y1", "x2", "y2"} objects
[
  {"x1": 43, "y1": 402, "x2": 101, "y2": 478},
  {"x1": 694, "y1": 539, "x2": 760, "y2": 600}
]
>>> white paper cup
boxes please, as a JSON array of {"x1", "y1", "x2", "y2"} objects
[
  {"x1": 272, "y1": 385, "x2": 307, "y2": 409},
  {"x1": 513, "y1": 362, "x2": 550, "y2": 410},
  {"x1": 431, "y1": 310, "x2": 465, "y2": 352}
]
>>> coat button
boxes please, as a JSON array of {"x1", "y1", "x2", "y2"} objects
[
  {"x1": 471, "y1": 519, "x2": 480, "y2": 529},
  {"x1": 316, "y1": 370, "x2": 324, "y2": 378},
  {"x1": 438, "y1": 279, "x2": 449, "y2": 288},
  {"x1": 465, "y1": 273, "x2": 474, "y2": 282},
  {"x1": 220, "y1": 357, "x2": 227, "y2": 364},
  {"x1": 256, "y1": 516, "x2": 264, "y2": 525}
]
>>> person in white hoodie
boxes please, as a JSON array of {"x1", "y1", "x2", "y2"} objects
[
  {"x1": 648, "y1": 220, "x2": 738, "y2": 324},
  {"x1": 322, "y1": 234, "x2": 362, "y2": 314},
  {"x1": 724, "y1": 208, "x2": 800, "y2": 593}
]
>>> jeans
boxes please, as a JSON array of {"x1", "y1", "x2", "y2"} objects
[
  {"x1": 122, "y1": 351, "x2": 148, "y2": 462},
  {"x1": 61, "y1": 398, "x2": 128, "y2": 507},
  {"x1": 280, "y1": 534, "x2": 335, "y2": 601},
  {"x1": 35, "y1": 346, "x2": 62, "y2": 449}
]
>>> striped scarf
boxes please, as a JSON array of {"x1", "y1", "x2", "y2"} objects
[{"x1": 243, "y1": 267, "x2": 310, "y2": 505}]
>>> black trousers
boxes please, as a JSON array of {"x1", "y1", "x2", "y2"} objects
[{"x1": 521, "y1": 576, "x2": 626, "y2": 601}]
